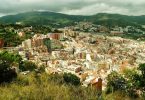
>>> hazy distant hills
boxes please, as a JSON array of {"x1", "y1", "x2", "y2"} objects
[{"x1": 0, "y1": 11, "x2": 145, "y2": 27}]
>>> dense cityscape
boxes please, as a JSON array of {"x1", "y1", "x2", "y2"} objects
[
  {"x1": 0, "y1": 20, "x2": 145, "y2": 99},
  {"x1": 0, "y1": 0, "x2": 145, "y2": 100}
]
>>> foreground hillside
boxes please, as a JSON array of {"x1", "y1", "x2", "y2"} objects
[
  {"x1": 0, "y1": 11, "x2": 145, "y2": 27},
  {"x1": 0, "y1": 72, "x2": 137, "y2": 100}
]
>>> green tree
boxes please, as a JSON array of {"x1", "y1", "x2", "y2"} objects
[
  {"x1": 139, "y1": 63, "x2": 145, "y2": 77},
  {"x1": 0, "y1": 51, "x2": 18, "y2": 83},
  {"x1": 106, "y1": 71, "x2": 126, "y2": 93},
  {"x1": 138, "y1": 64, "x2": 145, "y2": 94},
  {"x1": 19, "y1": 61, "x2": 37, "y2": 71},
  {"x1": 63, "y1": 73, "x2": 80, "y2": 86},
  {"x1": 123, "y1": 69, "x2": 140, "y2": 98}
]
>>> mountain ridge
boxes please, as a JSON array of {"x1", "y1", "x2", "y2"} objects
[{"x1": 0, "y1": 11, "x2": 145, "y2": 27}]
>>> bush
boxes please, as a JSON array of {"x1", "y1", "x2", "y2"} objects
[
  {"x1": 63, "y1": 73, "x2": 80, "y2": 86},
  {"x1": 139, "y1": 63, "x2": 145, "y2": 77},
  {"x1": 19, "y1": 61, "x2": 37, "y2": 71},
  {"x1": 0, "y1": 68, "x2": 17, "y2": 84},
  {"x1": 0, "y1": 51, "x2": 18, "y2": 84},
  {"x1": 123, "y1": 69, "x2": 141, "y2": 98},
  {"x1": 106, "y1": 71, "x2": 126, "y2": 93},
  {"x1": 107, "y1": 68, "x2": 145, "y2": 98}
]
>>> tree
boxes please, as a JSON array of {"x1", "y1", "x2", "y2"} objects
[
  {"x1": 106, "y1": 66, "x2": 145, "y2": 98},
  {"x1": 19, "y1": 61, "x2": 37, "y2": 71},
  {"x1": 123, "y1": 69, "x2": 141, "y2": 98},
  {"x1": 138, "y1": 64, "x2": 145, "y2": 92},
  {"x1": 63, "y1": 73, "x2": 80, "y2": 86},
  {"x1": 106, "y1": 71, "x2": 126, "y2": 93},
  {"x1": 0, "y1": 51, "x2": 18, "y2": 83},
  {"x1": 139, "y1": 63, "x2": 145, "y2": 77}
]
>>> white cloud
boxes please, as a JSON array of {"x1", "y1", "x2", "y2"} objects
[
  {"x1": 0, "y1": 0, "x2": 145, "y2": 16},
  {"x1": 61, "y1": 3, "x2": 129, "y2": 15}
]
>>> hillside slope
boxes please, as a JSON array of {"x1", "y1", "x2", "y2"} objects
[{"x1": 0, "y1": 11, "x2": 145, "y2": 27}]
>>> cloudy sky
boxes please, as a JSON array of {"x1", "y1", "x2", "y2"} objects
[{"x1": 0, "y1": 0, "x2": 145, "y2": 16}]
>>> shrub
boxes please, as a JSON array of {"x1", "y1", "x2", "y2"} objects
[
  {"x1": 123, "y1": 69, "x2": 141, "y2": 98},
  {"x1": 107, "y1": 68, "x2": 145, "y2": 98},
  {"x1": 19, "y1": 61, "x2": 37, "y2": 71},
  {"x1": 63, "y1": 73, "x2": 80, "y2": 86},
  {"x1": 0, "y1": 51, "x2": 18, "y2": 83},
  {"x1": 106, "y1": 71, "x2": 126, "y2": 93},
  {"x1": 139, "y1": 63, "x2": 145, "y2": 77}
]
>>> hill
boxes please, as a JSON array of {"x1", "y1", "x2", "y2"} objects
[
  {"x1": 0, "y1": 11, "x2": 86, "y2": 27},
  {"x1": 0, "y1": 11, "x2": 145, "y2": 27}
]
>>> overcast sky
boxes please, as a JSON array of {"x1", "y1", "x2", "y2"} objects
[{"x1": 0, "y1": 0, "x2": 145, "y2": 16}]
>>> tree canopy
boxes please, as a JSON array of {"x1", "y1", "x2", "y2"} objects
[{"x1": 0, "y1": 51, "x2": 21, "y2": 83}]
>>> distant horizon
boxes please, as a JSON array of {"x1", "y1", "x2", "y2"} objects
[{"x1": 0, "y1": 10, "x2": 145, "y2": 18}]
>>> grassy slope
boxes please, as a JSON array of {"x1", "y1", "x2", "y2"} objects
[
  {"x1": 0, "y1": 72, "x2": 98, "y2": 100},
  {"x1": 0, "y1": 72, "x2": 140, "y2": 100}
]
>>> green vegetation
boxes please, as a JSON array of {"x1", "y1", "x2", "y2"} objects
[
  {"x1": 63, "y1": 73, "x2": 80, "y2": 86},
  {"x1": 110, "y1": 32, "x2": 145, "y2": 41},
  {"x1": 138, "y1": 63, "x2": 145, "y2": 76},
  {"x1": 0, "y1": 25, "x2": 30, "y2": 47},
  {"x1": 0, "y1": 72, "x2": 101, "y2": 100},
  {"x1": 106, "y1": 71, "x2": 126, "y2": 93},
  {"x1": 0, "y1": 51, "x2": 22, "y2": 83},
  {"x1": 0, "y1": 24, "x2": 52, "y2": 47},
  {"x1": 0, "y1": 51, "x2": 22, "y2": 63},
  {"x1": 19, "y1": 61, "x2": 37, "y2": 71},
  {"x1": 106, "y1": 64, "x2": 145, "y2": 99},
  {"x1": 1, "y1": 33, "x2": 23, "y2": 47},
  {"x1": 0, "y1": 11, "x2": 145, "y2": 27},
  {"x1": 0, "y1": 12, "x2": 76, "y2": 27},
  {"x1": 0, "y1": 70, "x2": 141, "y2": 100}
]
